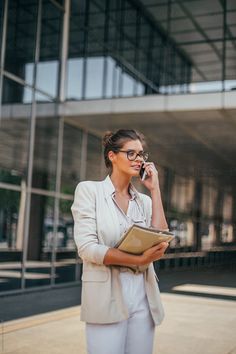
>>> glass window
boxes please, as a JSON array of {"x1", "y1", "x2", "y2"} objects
[
  {"x1": 25, "y1": 194, "x2": 54, "y2": 288},
  {"x1": 32, "y1": 116, "x2": 59, "y2": 191},
  {"x1": 222, "y1": 193, "x2": 233, "y2": 221},
  {"x1": 54, "y1": 199, "x2": 77, "y2": 284},
  {"x1": 4, "y1": 0, "x2": 38, "y2": 84},
  {"x1": 0, "y1": 79, "x2": 31, "y2": 185},
  {"x1": 200, "y1": 222, "x2": 216, "y2": 250},
  {"x1": 0, "y1": 1, "x2": 4, "y2": 56},
  {"x1": 221, "y1": 223, "x2": 233, "y2": 243},
  {"x1": 36, "y1": 1, "x2": 63, "y2": 97},
  {"x1": 105, "y1": 56, "x2": 115, "y2": 98},
  {"x1": 201, "y1": 184, "x2": 218, "y2": 217},
  {"x1": 61, "y1": 122, "x2": 83, "y2": 195},
  {"x1": 86, "y1": 133, "x2": 102, "y2": 181},
  {"x1": 2, "y1": 76, "x2": 33, "y2": 104},
  {"x1": 85, "y1": 57, "x2": 104, "y2": 99},
  {"x1": 121, "y1": 70, "x2": 135, "y2": 97},
  {"x1": 67, "y1": 58, "x2": 84, "y2": 100},
  {"x1": 171, "y1": 175, "x2": 195, "y2": 213},
  {"x1": 0, "y1": 188, "x2": 22, "y2": 292},
  {"x1": 169, "y1": 218, "x2": 194, "y2": 249}
]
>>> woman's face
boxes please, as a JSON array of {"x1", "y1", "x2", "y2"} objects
[{"x1": 109, "y1": 139, "x2": 144, "y2": 177}]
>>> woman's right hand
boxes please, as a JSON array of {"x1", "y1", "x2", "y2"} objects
[{"x1": 140, "y1": 242, "x2": 169, "y2": 265}]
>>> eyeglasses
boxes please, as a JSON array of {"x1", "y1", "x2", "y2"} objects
[{"x1": 118, "y1": 149, "x2": 149, "y2": 161}]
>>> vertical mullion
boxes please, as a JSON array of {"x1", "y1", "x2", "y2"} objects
[
  {"x1": 134, "y1": 9, "x2": 141, "y2": 96},
  {"x1": 102, "y1": 0, "x2": 110, "y2": 98},
  {"x1": 50, "y1": 116, "x2": 64, "y2": 286},
  {"x1": 0, "y1": 0, "x2": 8, "y2": 122},
  {"x1": 222, "y1": 0, "x2": 227, "y2": 92},
  {"x1": 81, "y1": 0, "x2": 90, "y2": 99},
  {"x1": 118, "y1": 0, "x2": 125, "y2": 97},
  {"x1": 146, "y1": 25, "x2": 154, "y2": 94},
  {"x1": 21, "y1": 0, "x2": 42, "y2": 290},
  {"x1": 59, "y1": 0, "x2": 70, "y2": 101}
]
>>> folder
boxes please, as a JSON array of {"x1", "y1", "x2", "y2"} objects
[{"x1": 115, "y1": 224, "x2": 174, "y2": 255}]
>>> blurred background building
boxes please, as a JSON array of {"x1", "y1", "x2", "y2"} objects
[{"x1": 0, "y1": 0, "x2": 236, "y2": 299}]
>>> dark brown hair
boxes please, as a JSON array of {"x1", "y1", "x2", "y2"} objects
[{"x1": 102, "y1": 129, "x2": 146, "y2": 170}]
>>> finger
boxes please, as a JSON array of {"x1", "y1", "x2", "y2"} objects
[{"x1": 152, "y1": 242, "x2": 168, "y2": 251}]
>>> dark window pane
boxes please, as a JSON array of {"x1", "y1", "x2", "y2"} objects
[
  {"x1": 86, "y1": 134, "x2": 102, "y2": 181},
  {"x1": 4, "y1": 0, "x2": 38, "y2": 84},
  {"x1": 32, "y1": 116, "x2": 59, "y2": 191},
  {"x1": 55, "y1": 199, "x2": 77, "y2": 284},
  {"x1": 0, "y1": 79, "x2": 31, "y2": 185},
  {"x1": 2, "y1": 76, "x2": 33, "y2": 104},
  {"x1": 0, "y1": 1, "x2": 4, "y2": 57},
  {"x1": 36, "y1": 1, "x2": 63, "y2": 97},
  {"x1": 61, "y1": 123, "x2": 83, "y2": 194},
  {"x1": 0, "y1": 189, "x2": 22, "y2": 292},
  {"x1": 26, "y1": 195, "x2": 54, "y2": 288}
]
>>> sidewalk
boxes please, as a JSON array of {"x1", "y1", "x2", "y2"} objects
[{"x1": 1, "y1": 291, "x2": 236, "y2": 354}]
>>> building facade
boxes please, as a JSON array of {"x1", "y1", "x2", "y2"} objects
[{"x1": 0, "y1": 0, "x2": 236, "y2": 295}]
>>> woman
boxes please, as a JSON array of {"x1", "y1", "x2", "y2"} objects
[{"x1": 71, "y1": 129, "x2": 169, "y2": 354}]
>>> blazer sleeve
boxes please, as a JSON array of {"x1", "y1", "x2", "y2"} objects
[{"x1": 71, "y1": 181, "x2": 110, "y2": 265}]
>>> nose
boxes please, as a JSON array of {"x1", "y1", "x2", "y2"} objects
[{"x1": 135, "y1": 154, "x2": 143, "y2": 161}]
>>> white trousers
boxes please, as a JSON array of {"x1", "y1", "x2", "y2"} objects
[{"x1": 86, "y1": 272, "x2": 155, "y2": 354}]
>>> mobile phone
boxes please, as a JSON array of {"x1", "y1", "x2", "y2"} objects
[{"x1": 139, "y1": 163, "x2": 147, "y2": 181}]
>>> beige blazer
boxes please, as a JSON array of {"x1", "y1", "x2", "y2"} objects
[{"x1": 71, "y1": 175, "x2": 165, "y2": 325}]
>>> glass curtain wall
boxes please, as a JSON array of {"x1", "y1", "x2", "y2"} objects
[
  {"x1": 66, "y1": 0, "x2": 191, "y2": 100},
  {"x1": 0, "y1": 0, "x2": 80, "y2": 293},
  {"x1": 0, "y1": 0, "x2": 235, "y2": 295}
]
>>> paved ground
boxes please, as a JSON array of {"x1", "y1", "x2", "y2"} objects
[
  {"x1": 1, "y1": 290, "x2": 236, "y2": 354},
  {"x1": 1, "y1": 268, "x2": 236, "y2": 354}
]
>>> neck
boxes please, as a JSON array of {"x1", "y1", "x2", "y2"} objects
[{"x1": 110, "y1": 170, "x2": 131, "y2": 195}]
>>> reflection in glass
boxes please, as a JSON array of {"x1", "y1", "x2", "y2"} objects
[
  {"x1": 201, "y1": 184, "x2": 218, "y2": 217},
  {"x1": 105, "y1": 56, "x2": 115, "y2": 98},
  {"x1": 0, "y1": 81, "x2": 31, "y2": 185},
  {"x1": 0, "y1": 1, "x2": 4, "y2": 54},
  {"x1": 61, "y1": 123, "x2": 83, "y2": 195},
  {"x1": 67, "y1": 58, "x2": 84, "y2": 100},
  {"x1": 36, "y1": 1, "x2": 62, "y2": 97},
  {"x1": 2, "y1": 76, "x2": 33, "y2": 104},
  {"x1": 171, "y1": 175, "x2": 195, "y2": 213},
  {"x1": 169, "y1": 218, "x2": 194, "y2": 249},
  {"x1": 32, "y1": 117, "x2": 59, "y2": 191},
  {"x1": 4, "y1": 0, "x2": 38, "y2": 84},
  {"x1": 26, "y1": 195, "x2": 54, "y2": 288},
  {"x1": 85, "y1": 57, "x2": 104, "y2": 99},
  {"x1": 201, "y1": 222, "x2": 216, "y2": 250},
  {"x1": 55, "y1": 199, "x2": 76, "y2": 284},
  {"x1": 221, "y1": 223, "x2": 233, "y2": 243},
  {"x1": 0, "y1": 188, "x2": 22, "y2": 292},
  {"x1": 86, "y1": 133, "x2": 102, "y2": 181},
  {"x1": 121, "y1": 71, "x2": 135, "y2": 97}
]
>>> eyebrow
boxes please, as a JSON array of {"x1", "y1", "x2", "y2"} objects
[{"x1": 127, "y1": 149, "x2": 144, "y2": 153}]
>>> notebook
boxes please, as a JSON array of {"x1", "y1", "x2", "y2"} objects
[{"x1": 115, "y1": 224, "x2": 174, "y2": 255}]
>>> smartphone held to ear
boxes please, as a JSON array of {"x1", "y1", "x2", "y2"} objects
[{"x1": 139, "y1": 163, "x2": 147, "y2": 181}]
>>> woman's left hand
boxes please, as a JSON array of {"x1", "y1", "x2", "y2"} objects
[{"x1": 141, "y1": 162, "x2": 159, "y2": 191}]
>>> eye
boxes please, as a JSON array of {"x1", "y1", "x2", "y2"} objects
[{"x1": 127, "y1": 150, "x2": 136, "y2": 158}]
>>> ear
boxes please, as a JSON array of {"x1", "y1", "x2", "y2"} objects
[{"x1": 108, "y1": 150, "x2": 116, "y2": 163}]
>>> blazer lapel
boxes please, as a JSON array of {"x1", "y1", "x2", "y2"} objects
[{"x1": 102, "y1": 176, "x2": 121, "y2": 242}]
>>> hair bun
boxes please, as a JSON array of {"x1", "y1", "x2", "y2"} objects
[{"x1": 102, "y1": 131, "x2": 114, "y2": 147}]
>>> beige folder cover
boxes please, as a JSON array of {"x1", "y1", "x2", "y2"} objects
[{"x1": 115, "y1": 225, "x2": 174, "y2": 255}]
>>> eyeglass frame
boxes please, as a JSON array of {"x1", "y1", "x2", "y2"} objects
[{"x1": 117, "y1": 149, "x2": 149, "y2": 161}]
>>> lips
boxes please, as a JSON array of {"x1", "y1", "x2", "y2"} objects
[{"x1": 132, "y1": 165, "x2": 141, "y2": 169}]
